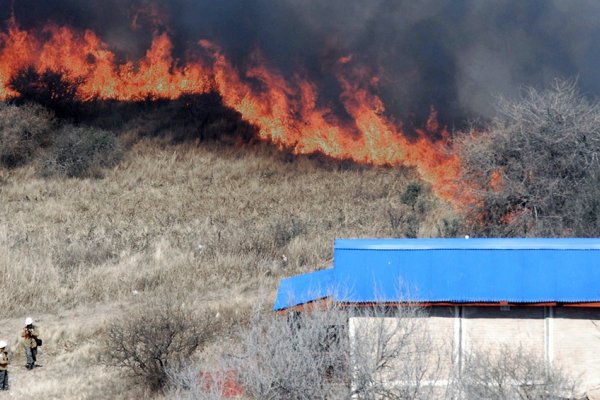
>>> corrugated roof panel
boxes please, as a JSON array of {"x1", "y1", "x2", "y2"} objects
[
  {"x1": 273, "y1": 268, "x2": 334, "y2": 310},
  {"x1": 333, "y1": 248, "x2": 600, "y2": 303},
  {"x1": 274, "y1": 238, "x2": 600, "y2": 310}
]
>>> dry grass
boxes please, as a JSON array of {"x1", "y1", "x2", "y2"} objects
[{"x1": 0, "y1": 133, "x2": 459, "y2": 398}]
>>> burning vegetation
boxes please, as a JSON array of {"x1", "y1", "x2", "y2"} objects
[{"x1": 0, "y1": 17, "x2": 466, "y2": 204}]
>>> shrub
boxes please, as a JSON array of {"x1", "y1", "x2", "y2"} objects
[
  {"x1": 436, "y1": 217, "x2": 464, "y2": 238},
  {"x1": 386, "y1": 181, "x2": 435, "y2": 238},
  {"x1": 271, "y1": 218, "x2": 307, "y2": 247},
  {"x1": 102, "y1": 295, "x2": 220, "y2": 392},
  {"x1": 9, "y1": 66, "x2": 83, "y2": 119},
  {"x1": 41, "y1": 124, "x2": 122, "y2": 178},
  {"x1": 400, "y1": 181, "x2": 424, "y2": 210},
  {"x1": 0, "y1": 102, "x2": 54, "y2": 168}
]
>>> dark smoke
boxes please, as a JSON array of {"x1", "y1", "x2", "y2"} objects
[{"x1": 3, "y1": 0, "x2": 600, "y2": 127}]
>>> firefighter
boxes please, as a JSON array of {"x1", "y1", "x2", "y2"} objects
[
  {"x1": 0, "y1": 340, "x2": 8, "y2": 390},
  {"x1": 22, "y1": 317, "x2": 40, "y2": 370}
]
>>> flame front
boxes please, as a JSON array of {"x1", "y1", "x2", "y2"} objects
[
  {"x1": 0, "y1": 21, "x2": 212, "y2": 100},
  {"x1": 0, "y1": 21, "x2": 469, "y2": 206}
]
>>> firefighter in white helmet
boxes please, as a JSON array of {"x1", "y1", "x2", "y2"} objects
[
  {"x1": 0, "y1": 340, "x2": 8, "y2": 390},
  {"x1": 21, "y1": 317, "x2": 40, "y2": 370}
]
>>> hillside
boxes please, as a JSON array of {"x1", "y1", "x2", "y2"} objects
[{"x1": 0, "y1": 135, "x2": 457, "y2": 398}]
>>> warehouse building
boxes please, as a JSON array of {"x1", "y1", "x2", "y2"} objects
[{"x1": 274, "y1": 238, "x2": 600, "y2": 396}]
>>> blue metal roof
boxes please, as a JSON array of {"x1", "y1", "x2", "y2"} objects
[
  {"x1": 273, "y1": 238, "x2": 600, "y2": 310},
  {"x1": 275, "y1": 268, "x2": 334, "y2": 309}
]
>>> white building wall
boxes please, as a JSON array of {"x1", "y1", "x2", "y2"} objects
[
  {"x1": 462, "y1": 306, "x2": 545, "y2": 356},
  {"x1": 553, "y1": 307, "x2": 600, "y2": 392}
]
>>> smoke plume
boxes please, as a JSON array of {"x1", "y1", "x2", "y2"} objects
[{"x1": 2, "y1": 0, "x2": 600, "y2": 125}]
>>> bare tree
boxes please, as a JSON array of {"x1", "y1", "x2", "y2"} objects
[
  {"x1": 103, "y1": 294, "x2": 220, "y2": 392},
  {"x1": 456, "y1": 79, "x2": 600, "y2": 237},
  {"x1": 450, "y1": 345, "x2": 578, "y2": 400}
]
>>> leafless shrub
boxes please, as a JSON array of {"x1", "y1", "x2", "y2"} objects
[
  {"x1": 232, "y1": 301, "x2": 444, "y2": 400},
  {"x1": 0, "y1": 102, "x2": 54, "y2": 168},
  {"x1": 271, "y1": 218, "x2": 307, "y2": 247},
  {"x1": 0, "y1": 102, "x2": 121, "y2": 178},
  {"x1": 41, "y1": 124, "x2": 122, "y2": 178},
  {"x1": 451, "y1": 345, "x2": 578, "y2": 400},
  {"x1": 102, "y1": 295, "x2": 220, "y2": 392},
  {"x1": 400, "y1": 181, "x2": 428, "y2": 211},
  {"x1": 456, "y1": 79, "x2": 600, "y2": 237},
  {"x1": 436, "y1": 217, "x2": 464, "y2": 238},
  {"x1": 385, "y1": 181, "x2": 441, "y2": 238}
]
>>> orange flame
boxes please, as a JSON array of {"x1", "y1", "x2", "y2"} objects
[
  {"x1": 0, "y1": 21, "x2": 212, "y2": 100},
  {"x1": 0, "y1": 21, "x2": 471, "y2": 207}
]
